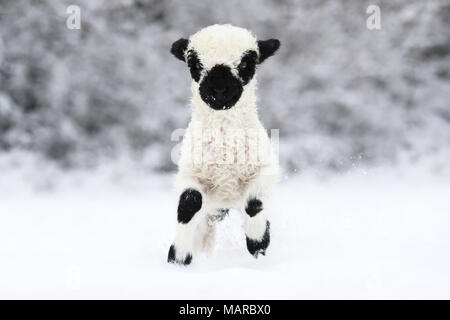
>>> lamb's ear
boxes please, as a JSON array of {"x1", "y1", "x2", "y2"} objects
[
  {"x1": 171, "y1": 38, "x2": 189, "y2": 62},
  {"x1": 257, "y1": 39, "x2": 280, "y2": 64}
]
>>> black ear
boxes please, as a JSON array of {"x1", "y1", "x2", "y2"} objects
[
  {"x1": 171, "y1": 38, "x2": 189, "y2": 62},
  {"x1": 257, "y1": 39, "x2": 280, "y2": 63}
]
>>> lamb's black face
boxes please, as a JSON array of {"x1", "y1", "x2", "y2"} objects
[
  {"x1": 199, "y1": 64, "x2": 243, "y2": 110},
  {"x1": 170, "y1": 37, "x2": 280, "y2": 111},
  {"x1": 187, "y1": 49, "x2": 257, "y2": 110}
]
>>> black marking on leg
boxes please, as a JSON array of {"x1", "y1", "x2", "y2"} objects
[
  {"x1": 167, "y1": 244, "x2": 193, "y2": 265},
  {"x1": 246, "y1": 221, "x2": 270, "y2": 258},
  {"x1": 245, "y1": 198, "x2": 263, "y2": 217},
  {"x1": 177, "y1": 189, "x2": 202, "y2": 224},
  {"x1": 167, "y1": 244, "x2": 176, "y2": 262}
]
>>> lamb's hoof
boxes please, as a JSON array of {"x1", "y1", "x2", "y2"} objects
[
  {"x1": 167, "y1": 244, "x2": 192, "y2": 265},
  {"x1": 246, "y1": 221, "x2": 270, "y2": 258}
]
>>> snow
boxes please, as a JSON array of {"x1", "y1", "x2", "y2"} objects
[
  {"x1": 1, "y1": 0, "x2": 449, "y2": 300},
  {"x1": 1, "y1": 163, "x2": 449, "y2": 299}
]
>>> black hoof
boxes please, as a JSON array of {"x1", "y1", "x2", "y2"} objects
[
  {"x1": 167, "y1": 244, "x2": 192, "y2": 265},
  {"x1": 246, "y1": 221, "x2": 270, "y2": 258}
]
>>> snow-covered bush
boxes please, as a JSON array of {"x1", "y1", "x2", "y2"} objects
[{"x1": 0, "y1": 0, "x2": 449, "y2": 173}]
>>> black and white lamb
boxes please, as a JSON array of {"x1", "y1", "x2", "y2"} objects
[{"x1": 168, "y1": 24, "x2": 280, "y2": 265}]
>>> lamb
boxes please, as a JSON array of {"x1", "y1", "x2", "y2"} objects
[{"x1": 168, "y1": 24, "x2": 280, "y2": 265}]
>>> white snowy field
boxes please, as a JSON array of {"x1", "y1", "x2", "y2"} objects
[{"x1": 0, "y1": 162, "x2": 449, "y2": 299}]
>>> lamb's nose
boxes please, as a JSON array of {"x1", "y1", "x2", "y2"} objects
[{"x1": 213, "y1": 87, "x2": 226, "y2": 94}]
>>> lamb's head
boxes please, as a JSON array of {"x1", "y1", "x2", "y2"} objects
[{"x1": 171, "y1": 24, "x2": 280, "y2": 111}]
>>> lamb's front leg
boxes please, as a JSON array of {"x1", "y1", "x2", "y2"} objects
[
  {"x1": 168, "y1": 188, "x2": 204, "y2": 265},
  {"x1": 244, "y1": 196, "x2": 270, "y2": 258},
  {"x1": 242, "y1": 165, "x2": 277, "y2": 258}
]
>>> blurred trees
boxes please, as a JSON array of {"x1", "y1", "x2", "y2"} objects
[{"x1": 0, "y1": 0, "x2": 448, "y2": 172}]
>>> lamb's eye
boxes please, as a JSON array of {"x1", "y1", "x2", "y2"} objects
[
  {"x1": 239, "y1": 61, "x2": 247, "y2": 69},
  {"x1": 195, "y1": 62, "x2": 201, "y2": 69}
]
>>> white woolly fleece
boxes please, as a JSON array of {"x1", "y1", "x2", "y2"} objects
[
  {"x1": 186, "y1": 24, "x2": 258, "y2": 72},
  {"x1": 176, "y1": 24, "x2": 279, "y2": 208}
]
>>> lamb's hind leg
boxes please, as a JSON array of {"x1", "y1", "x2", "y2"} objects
[
  {"x1": 194, "y1": 208, "x2": 229, "y2": 253},
  {"x1": 168, "y1": 188, "x2": 204, "y2": 265}
]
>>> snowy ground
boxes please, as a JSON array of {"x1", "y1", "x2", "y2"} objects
[{"x1": 0, "y1": 160, "x2": 449, "y2": 299}]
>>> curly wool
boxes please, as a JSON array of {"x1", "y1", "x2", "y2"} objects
[{"x1": 176, "y1": 25, "x2": 278, "y2": 207}]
